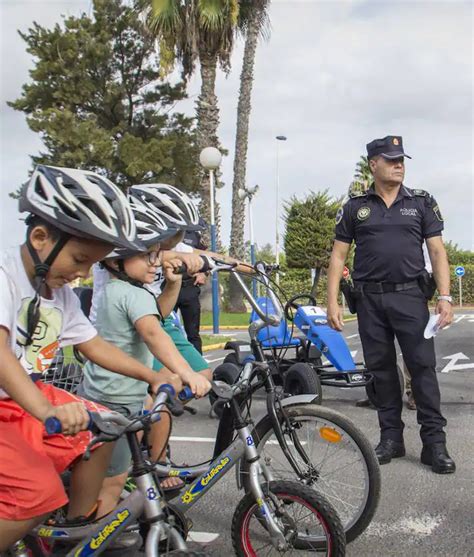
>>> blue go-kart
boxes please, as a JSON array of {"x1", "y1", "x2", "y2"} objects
[{"x1": 220, "y1": 292, "x2": 372, "y2": 401}]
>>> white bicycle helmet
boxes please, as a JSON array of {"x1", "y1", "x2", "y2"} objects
[
  {"x1": 130, "y1": 183, "x2": 204, "y2": 232},
  {"x1": 104, "y1": 187, "x2": 180, "y2": 260},
  {"x1": 20, "y1": 165, "x2": 141, "y2": 251}
]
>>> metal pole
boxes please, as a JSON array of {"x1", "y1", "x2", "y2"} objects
[
  {"x1": 248, "y1": 196, "x2": 257, "y2": 299},
  {"x1": 275, "y1": 141, "x2": 280, "y2": 283},
  {"x1": 459, "y1": 275, "x2": 463, "y2": 308},
  {"x1": 209, "y1": 169, "x2": 219, "y2": 334}
]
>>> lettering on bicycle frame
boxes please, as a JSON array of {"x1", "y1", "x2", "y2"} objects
[
  {"x1": 181, "y1": 457, "x2": 231, "y2": 504},
  {"x1": 73, "y1": 509, "x2": 130, "y2": 556},
  {"x1": 38, "y1": 527, "x2": 68, "y2": 538}
]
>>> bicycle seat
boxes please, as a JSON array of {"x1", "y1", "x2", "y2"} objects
[{"x1": 250, "y1": 297, "x2": 301, "y2": 348}]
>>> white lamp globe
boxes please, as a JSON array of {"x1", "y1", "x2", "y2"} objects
[{"x1": 199, "y1": 147, "x2": 222, "y2": 170}]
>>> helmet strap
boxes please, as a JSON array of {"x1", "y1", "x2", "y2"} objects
[{"x1": 24, "y1": 233, "x2": 70, "y2": 346}]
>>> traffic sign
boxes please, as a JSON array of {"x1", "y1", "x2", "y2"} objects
[
  {"x1": 342, "y1": 266, "x2": 350, "y2": 279},
  {"x1": 455, "y1": 266, "x2": 465, "y2": 277}
]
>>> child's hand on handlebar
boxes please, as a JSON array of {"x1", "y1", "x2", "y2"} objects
[
  {"x1": 45, "y1": 402, "x2": 90, "y2": 436},
  {"x1": 163, "y1": 259, "x2": 185, "y2": 283},
  {"x1": 182, "y1": 371, "x2": 211, "y2": 398}
]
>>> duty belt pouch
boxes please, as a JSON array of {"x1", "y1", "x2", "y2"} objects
[
  {"x1": 417, "y1": 270, "x2": 436, "y2": 300},
  {"x1": 340, "y1": 278, "x2": 357, "y2": 314}
]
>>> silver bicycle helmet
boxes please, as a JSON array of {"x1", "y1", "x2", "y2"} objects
[
  {"x1": 130, "y1": 183, "x2": 204, "y2": 232},
  {"x1": 20, "y1": 165, "x2": 141, "y2": 251}
]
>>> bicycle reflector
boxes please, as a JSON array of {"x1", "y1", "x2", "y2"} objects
[{"x1": 319, "y1": 427, "x2": 342, "y2": 444}]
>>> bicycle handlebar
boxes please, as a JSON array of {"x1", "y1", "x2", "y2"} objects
[{"x1": 45, "y1": 384, "x2": 193, "y2": 435}]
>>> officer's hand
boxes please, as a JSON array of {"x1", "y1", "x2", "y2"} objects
[
  {"x1": 163, "y1": 259, "x2": 184, "y2": 283},
  {"x1": 178, "y1": 253, "x2": 204, "y2": 275},
  {"x1": 327, "y1": 302, "x2": 344, "y2": 331},
  {"x1": 435, "y1": 300, "x2": 453, "y2": 329},
  {"x1": 46, "y1": 402, "x2": 90, "y2": 436}
]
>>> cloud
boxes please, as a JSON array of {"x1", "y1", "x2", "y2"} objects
[{"x1": 1, "y1": 0, "x2": 472, "y2": 252}]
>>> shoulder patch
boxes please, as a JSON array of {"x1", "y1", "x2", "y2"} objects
[
  {"x1": 335, "y1": 206, "x2": 344, "y2": 225},
  {"x1": 412, "y1": 189, "x2": 428, "y2": 197},
  {"x1": 349, "y1": 190, "x2": 368, "y2": 199}
]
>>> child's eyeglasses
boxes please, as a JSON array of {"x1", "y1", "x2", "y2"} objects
[{"x1": 143, "y1": 249, "x2": 160, "y2": 265}]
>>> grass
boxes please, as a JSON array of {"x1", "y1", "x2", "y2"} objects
[
  {"x1": 200, "y1": 311, "x2": 249, "y2": 327},
  {"x1": 201, "y1": 334, "x2": 233, "y2": 347}
]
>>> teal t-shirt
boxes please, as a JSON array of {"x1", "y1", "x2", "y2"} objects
[{"x1": 82, "y1": 279, "x2": 158, "y2": 404}]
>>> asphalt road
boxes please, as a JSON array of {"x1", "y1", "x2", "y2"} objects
[{"x1": 170, "y1": 310, "x2": 474, "y2": 556}]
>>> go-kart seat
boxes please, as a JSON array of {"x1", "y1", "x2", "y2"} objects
[{"x1": 250, "y1": 297, "x2": 301, "y2": 349}]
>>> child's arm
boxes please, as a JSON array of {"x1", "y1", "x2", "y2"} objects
[
  {"x1": 133, "y1": 316, "x2": 210, "y2": 398},
  {"x1": 77, "y1": 335, "x2": 170, "y2": 393},
  {"x1": 0, "y1": 328, "x2": 89, "y2": 434},
  {"x1": 156, "y1": 259, "x2": 184, "y2": 318}
]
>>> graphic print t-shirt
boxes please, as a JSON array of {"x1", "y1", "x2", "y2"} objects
[{"x1": 0, "y1": 247, "x2": 97, "y2": 399}]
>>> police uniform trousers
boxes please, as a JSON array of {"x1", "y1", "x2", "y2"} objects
[
  {"x1": 175, "y1": 283, "x2": 203, "y2": 354},
  {"x1": 356, "y1": 284, "x2": 447, "y2": 445}
]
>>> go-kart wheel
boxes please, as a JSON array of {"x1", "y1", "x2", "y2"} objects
[
  {"x1": 209, "y1": 362, "x2": 241, "y2": 416},
  {"x1": 283, "y1": 362, "x2": 323, "y2": 403},
  {"x1": 284, "y1": 294, "x2": 317, "y2": 322}
]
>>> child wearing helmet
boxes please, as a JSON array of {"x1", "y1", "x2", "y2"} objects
[
  {"x1": 79, "y1": 190, "x2": 211, "y2": 515},
  {"x1": 0, "y1": 166, "x2": 183, "y2": 550}
]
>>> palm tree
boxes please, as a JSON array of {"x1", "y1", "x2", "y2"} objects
[
  {"x1": 141, "y1": 0, "x2": 240, "y2": 242},
  {"x1": 350, "y1": 155, "x2": 372, "y2": 195},
  {"x1": 227, "y1": 0, "x2": 270, "y2": 311}
]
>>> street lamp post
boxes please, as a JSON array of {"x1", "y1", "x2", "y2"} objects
[
  {"x1": 275, "y1": 135, "x2": 287, "y2": 282},
  {"x1": 238, "y1": 184, "x2": 259, "y2": 298},
  {"x1": 199, "y1": 147, "x2": 222, "y2": 334}
]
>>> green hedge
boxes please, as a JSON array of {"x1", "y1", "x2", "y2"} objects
[{"x1": 278, "y1": 265, "x2": 474, "y2": 306}]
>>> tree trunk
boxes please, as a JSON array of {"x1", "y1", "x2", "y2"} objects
[
  {"x1": 196, "y1": 50, "x2": 222, "y2": 248},
  {"x1": 227, "y1": 8, "x2": 260, "y2": 312},
  {"x1": 310, "y1": 267, "x2": 323, "y2": 301}
]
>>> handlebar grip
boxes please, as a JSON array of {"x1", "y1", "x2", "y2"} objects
[
  {"x1": 178, "y1": 386, "x2": 194, "y2": 402},
  {"x1": 45, "y1": 412, "x2": 93, "y2": 435},
  {"x1": 158, "y1": 383, "x2": 176, "y2": 399}
]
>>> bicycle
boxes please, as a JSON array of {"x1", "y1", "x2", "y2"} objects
[
  {"x1": 139, "y1": 379, "x2": 346, "y2": 555},
  {"x1": 161, "y1": 258, "x2": 380, "y2": 544},
  {"x1": 5, "y1": 385, "x2": 208, "y2": 557}
]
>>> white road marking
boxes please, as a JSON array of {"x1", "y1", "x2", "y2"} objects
[
  {"x1": 367, "y1": 514, "x2": 443, "y2": 538},
  {"x1": 205, "y1": 356, "x2": 225, "y2": 363},
  {"x1": 441, "y1": 352, "x2": 474, "y2": 373},
  {"x1": 350, "y1": 350, "x2": 358, "y2": 359},
  {"x1": 187, "y1": 531, "x2": 220, "y2": 543},
  {"x1": 346, "y1": 334, "x2": 359, "y2": 339},
  {"x1": 170, "y1": 436, "x2": 216, "y2": 443}
]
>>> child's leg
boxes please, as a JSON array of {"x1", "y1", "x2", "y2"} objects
[
  {"x1": 97, "y1": 472, "x2": 129, "y2": 517},
  {"x1": 67, "y1": 442, "x2": 114, "y2": 519},
  {"x1": 0, "y1": 516, "x2": 48, "y2": 551}
]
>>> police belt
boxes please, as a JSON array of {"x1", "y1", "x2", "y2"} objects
[{"x1": 353, "y1": 280, "x2": 419, "y2": 294}]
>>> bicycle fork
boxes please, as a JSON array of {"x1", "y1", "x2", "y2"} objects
[{"x1": 233, "y1": 400, "x2": 288, "y2": 551}]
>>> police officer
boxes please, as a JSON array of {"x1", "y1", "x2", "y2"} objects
[
  {"x1": 174, "y1": 228, "x2": 208, "y2": 354},
  {"x1": 326, "y1": 135, "x2": 455, "y2": 474}
]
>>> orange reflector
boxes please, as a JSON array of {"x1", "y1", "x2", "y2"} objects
[{"x1": 319, "y1": 427, "x2": 342, "y2": 443}]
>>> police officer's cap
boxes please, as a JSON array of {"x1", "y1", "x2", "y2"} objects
[{"x1": 366, "y1": 136, "x2": 412, "y2": 160}]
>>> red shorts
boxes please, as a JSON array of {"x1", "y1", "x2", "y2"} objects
[{"x1": 0, "y1": 382, "x2": 109, "y2": 521}]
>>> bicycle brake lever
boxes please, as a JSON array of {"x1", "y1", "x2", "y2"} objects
[
  {"x1": 184, "y1": 405, "x2": 197, "y2": 415},
  {"x1": 166, "y1": 399, "x2": 185, "y2": 417}
]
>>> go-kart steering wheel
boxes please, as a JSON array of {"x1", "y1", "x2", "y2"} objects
[{"x1": 284, "y1": 294, "x2": 317, "y2": 322}]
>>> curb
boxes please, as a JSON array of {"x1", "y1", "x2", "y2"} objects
[
  {"x1": 202, "y1": 342, "x2": 228, "y2": 353},
  {"x1": 200, "y1": 325, "x2": 248, "y2": 331}
]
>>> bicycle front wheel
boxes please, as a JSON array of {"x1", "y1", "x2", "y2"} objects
[
  {"x1": 240, "y1": 403, "x2": 380, "y2": 543},
  {"x1": 232, "y1": 480, "x2": 346, "y2": 556}
]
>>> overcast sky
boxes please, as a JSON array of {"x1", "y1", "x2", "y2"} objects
[{"x1": 1, "y1": 0, "x2": 473, "y2": 254}]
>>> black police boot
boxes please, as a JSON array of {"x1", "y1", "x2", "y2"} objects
[
  {"x1": 374, "y1": 439, "x2": 405, "y2": 465},
  {"x1": 355, "y1": 398, "x2": 376, "y2": 409},
  {"x1": 420, "y1": 442, "x2": 456, "y2": 474}
]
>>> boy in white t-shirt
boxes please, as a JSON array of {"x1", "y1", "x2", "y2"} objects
[{"x1": 0, "y1": 166, "x2": 179, "y2": 550}]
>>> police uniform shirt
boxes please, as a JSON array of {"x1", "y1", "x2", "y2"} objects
[{"x1": 335, "y1": 185, "x2": 443, "y2": 282}]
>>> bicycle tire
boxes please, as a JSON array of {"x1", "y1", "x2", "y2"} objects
[
  {"x1": 240, "y1": 403, "x2": 380, "y2": 543},
  {"x1": 166, "y1": 552, "x2": 210, "y2": 556},
  {"x1": 231, "y1": 480, "x2": 346, "y2": 556}
]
